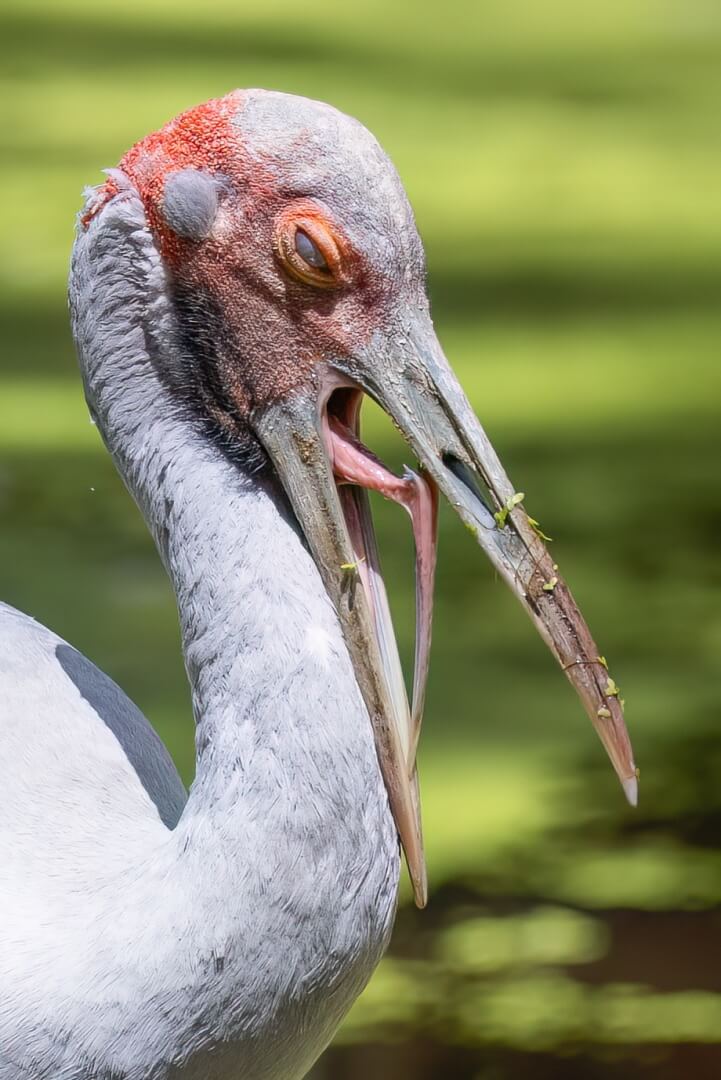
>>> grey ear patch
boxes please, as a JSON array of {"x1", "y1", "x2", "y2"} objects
[{"x1": 161, "y1": 168, "x2": 220, "y2": 240}]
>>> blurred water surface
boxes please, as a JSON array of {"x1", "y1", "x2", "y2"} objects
[{"x1": 1, "y1": 1, "x2": 720, "y2": 1076}]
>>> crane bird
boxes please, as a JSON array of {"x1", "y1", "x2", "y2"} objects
[{"x1": 0, "y1": 90, "x2": 637, "y2": 1079}]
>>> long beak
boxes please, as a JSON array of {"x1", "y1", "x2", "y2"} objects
[
  {"x1": 252, "y1": 311, "x2": 637, "y2": 908},
  {"x1": 253, "y1": 387, "x2": 428, "y2": 906}
]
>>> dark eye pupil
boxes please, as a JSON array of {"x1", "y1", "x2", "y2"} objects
[{"x1": 295, "y1": 229, "x2": 328, "y2": 271}]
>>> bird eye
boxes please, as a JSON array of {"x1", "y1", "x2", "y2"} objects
[
  {"x1": 295, "y1": 229, "x2": 328, "y2": 271},
  {"x1": 274, "y1": 210, "x2": 342, "y2": 289}
]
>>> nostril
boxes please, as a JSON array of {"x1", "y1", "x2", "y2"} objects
[{"x1": 442, "y1": 453, "x2": 496, "y2": 525}]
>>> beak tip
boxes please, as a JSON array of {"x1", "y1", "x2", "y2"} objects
[
  {"x1": 622, "y1": 773, "x2": 639, "y2": 807},
  {"x1": 413, "y1": 882, "x2": 429, "y2": 910},
  {"x1": 410, "y1": 860, "x2": 429, "y2": 909}
]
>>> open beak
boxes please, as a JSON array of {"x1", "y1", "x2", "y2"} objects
[{"x1": 252, "y1": 310, "x2": 637, "y2": 908}]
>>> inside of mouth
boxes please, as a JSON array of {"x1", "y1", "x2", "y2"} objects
[{"x1": 323, "y1": 389, "x2": 438, "y2": 765}]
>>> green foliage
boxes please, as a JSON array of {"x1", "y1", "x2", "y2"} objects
[
  {"x1": 493, "y1": 491, "x2": 525, "y2": 529},
  {"x1": 527, "y1": 515, "x2": 553, "y2": 542}
]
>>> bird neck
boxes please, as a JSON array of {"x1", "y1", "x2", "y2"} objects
[
  {"x1": 159, "y1": 435, "x2": 377, "y2": 827},
  {"x1": 107, "y1": 387, "x2": 400, "y2": 1065}
]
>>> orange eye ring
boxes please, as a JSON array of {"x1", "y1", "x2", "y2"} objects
[{"x1": 274, "y1": 209, "x2": 345, "y2": 289}]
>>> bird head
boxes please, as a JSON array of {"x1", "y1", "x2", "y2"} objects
[{"x1": 88, "y1": 89, "x2": 637, "y2": 907}]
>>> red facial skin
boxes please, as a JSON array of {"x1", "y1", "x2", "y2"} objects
[{"x1": 88, "y1": 92, "x2": 393, "y2": 423}]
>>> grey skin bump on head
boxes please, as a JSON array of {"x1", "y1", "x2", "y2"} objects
[{"x1": 161, "y1": 168, "x2": 221, "y2": 240}]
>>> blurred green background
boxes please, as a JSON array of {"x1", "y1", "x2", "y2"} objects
[{"x1": 2, "y1": 0, "x2": 720, "y2": 1076}]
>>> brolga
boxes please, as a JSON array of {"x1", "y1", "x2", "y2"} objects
[{"x1": 0, "y1": 90, "x2": 637, "y2": 1079}]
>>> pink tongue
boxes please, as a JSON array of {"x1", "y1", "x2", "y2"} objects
[{"x1": 326, "y1": 413, "x2": 438, "y2": 755}]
